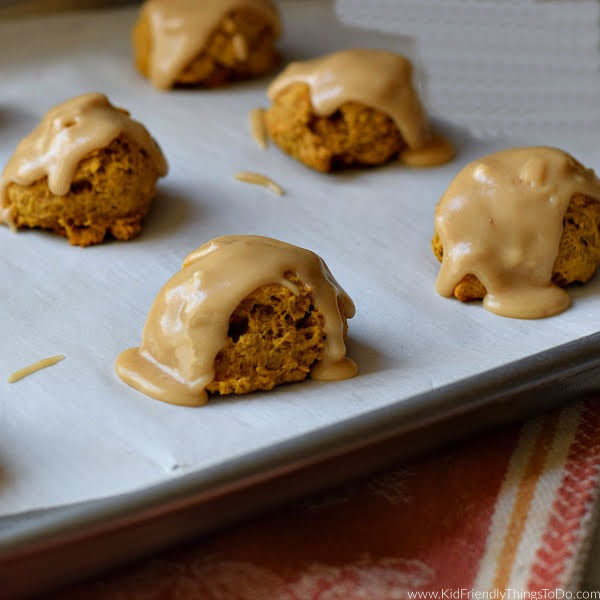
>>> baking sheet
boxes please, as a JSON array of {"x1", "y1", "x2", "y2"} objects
[{"x1": 2, "y1": 0, "x2": 600, "y2": 518}]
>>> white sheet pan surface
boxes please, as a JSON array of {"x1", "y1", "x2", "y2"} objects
[{"x1": 1, "y1": 1, "x2": 600, "y2": 517}]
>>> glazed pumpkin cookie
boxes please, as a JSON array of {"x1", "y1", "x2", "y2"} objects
[
  {"x1": 0, "y1": 93, "x2": 167, "y2": 247},
  {"x1": 432, "y1": 147, "x2": 600, "y2": 319},
  {"x1": 133, "y1": 0, "x2": 281, "y2": 90},
  {"x1": 116, "y1": 235, "x2": 357, "y2": 406},
  {"x1": 265, "y1": 49, "x2": 454, "y2": 173}
]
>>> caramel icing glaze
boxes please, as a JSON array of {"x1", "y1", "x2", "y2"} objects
[
  {"x1": 116, "y1": 235, "x2": 357, "y2": 406},
  {"x1": 435, "y1": 147, "x2": 600, "y2": 319},
  {"x1": 268, "y1": 49, "x2": 437, "y2": 153},
  {"x1": 0, "y1": 93, "x2": 168, "y2": 226},
  {"x1": 141, "y1": 0, "x2": 281, "y2": 90}
]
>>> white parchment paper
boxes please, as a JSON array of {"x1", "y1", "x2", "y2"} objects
[
  {"x1": 1, "y1": 1, "x2": 600, "y2": 517},
  {"x1": 337, "y1": 0, "x2": 600, "y2": 141}
]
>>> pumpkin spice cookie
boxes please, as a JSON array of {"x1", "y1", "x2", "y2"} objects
[
  {"x1": 0, "y1": 93, "x2": 167, "y2": 247},
  {"x1": 432, "y1": 147, "x2": 600, "y2": 319},
  {"x1": 265, "y1": 49, "x2": 454, "y2": 173},
  {"x1": 116, "y1": 235, "x2": 357, "y2": 406},
  {"x1": 133, "y1": 0, "x2": 281, "y2": 90}
]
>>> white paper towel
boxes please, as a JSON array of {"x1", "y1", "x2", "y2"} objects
[{"x1": 1, "y1": 1, "x2": 600, "y2": 517}]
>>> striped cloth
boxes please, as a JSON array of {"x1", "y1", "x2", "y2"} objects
[
  {"x1": 475, "y1": 402, "x2": 600, "y2": 590},
  {"x1": 52, "y1": 400, "x2": 600, "y2": 598}
]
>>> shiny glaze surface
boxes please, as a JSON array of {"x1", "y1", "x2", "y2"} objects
[
  {"x1": 435, "y1": 147, "x2": 600, "y2": 318},
  {"x1": 116, "y1": 235, "x2": 357, "y2": 406},
  {"x1": 142, "y1": 0, "x2": 280, "y2": 89},
  {"x1": 0, "y1": 93, "x2": 167, "y2": 225}
]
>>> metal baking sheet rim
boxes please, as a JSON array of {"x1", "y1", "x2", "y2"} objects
[{"x1": 2, "y1": 331, "x2": 600, "y2": 563}]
